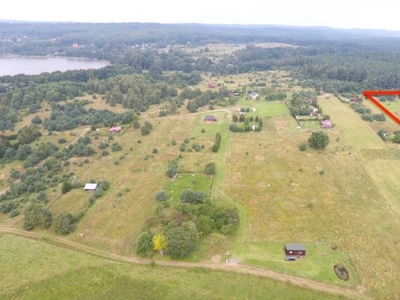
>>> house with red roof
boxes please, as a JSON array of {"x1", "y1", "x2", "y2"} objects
[{"x1": 209, "y1": 82, "x2": 216, "y2": 88}]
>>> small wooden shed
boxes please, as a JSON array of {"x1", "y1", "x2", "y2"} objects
[{"x1": 285, "y1": 244, "x2": 306, "y2": 257}]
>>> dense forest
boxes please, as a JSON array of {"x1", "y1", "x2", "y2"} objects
[{"x1": 2, "y1": 22, "x2": 400, "y2": 132}]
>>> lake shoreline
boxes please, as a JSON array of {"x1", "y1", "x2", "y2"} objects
[
  {"x1": 0, "y1": 54, "x2": 110, "y2": 65},
  {"x1": 0, "y1": 56, "x2": 110, "y2": 76}
]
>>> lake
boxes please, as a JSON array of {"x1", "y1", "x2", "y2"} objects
[{"x1": 0, "y1": 56, "x2": 109, "y2": 76}]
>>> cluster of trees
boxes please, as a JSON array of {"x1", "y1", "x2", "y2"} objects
[
  {"x1": 350, "y1": 103, "x2": 386, "y2": 122},
  {"x1": 44, "y1": 102, "x2": 134, "y2": 131},
  {"x1": 212, "y1": 133, "x2": 222, "y2": 153},
  {"x1": 53, "y1": 211, "x2": 84, "y2": 235},
  {"x1": 186, "y1": 88, "x2": 235, "y2": 113},
  {"x1": 87, "y1": 74, "x2": 178, "y2": 111},
  {"x1": 232, "y1": 114, "x2": 260, "y2": 123},
  {"x1": 136, "y1": 201, "x2": 239, "y2": 258},
  {"x1": 265, "y1": 92, "x2": 287, "y2": 101},
  {"x1": 289, "y1": 91, "x2": 320, "y2": 118},
  {"x1": 229, "y1": 118, "x2": 262, "y2": 132}
]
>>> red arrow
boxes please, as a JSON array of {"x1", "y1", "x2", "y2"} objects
[{"x1": 363, "y1": 90, "x2": 400, "y2": 125}]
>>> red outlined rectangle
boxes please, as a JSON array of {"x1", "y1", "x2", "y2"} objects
[{"x1": 363, "y1": 90, "x2": 400, "y2": 125}]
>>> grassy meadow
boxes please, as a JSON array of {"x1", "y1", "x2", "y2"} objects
[
  {"x1": 0, "y1": 234, "x2": 347, "y2": 300},
  {"x1": 3, "y1": 70, "x2": 400, "y2": 299}
]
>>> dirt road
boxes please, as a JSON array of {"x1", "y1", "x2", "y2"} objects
[{"x1": 0, "y1": 226, "x2": 367, "y2": 299}]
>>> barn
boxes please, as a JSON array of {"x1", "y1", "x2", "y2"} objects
[{"x1": 285, "y1": 244, "x2": 306, "y2": 257}]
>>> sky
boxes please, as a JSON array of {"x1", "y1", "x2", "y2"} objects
[{"x1": 2, "y1": 0, "x2": 400, "y2": 31}]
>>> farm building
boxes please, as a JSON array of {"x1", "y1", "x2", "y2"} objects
[
  {"x1": 285, "y1": 244, "x2": 306, "y2": 257},
  {"x1": 249, "y1": 92, "x2": 259, "y2": 100},
  {"x1": 350, "y1": 96, "x2": 360, "y2": 102},
  {"x1": 204, "y1": 115, "x2": 217, "y2": 122},
  {"x1": 84, "y1": 183, "x2": 98, "y2": 191},
  {"x1": 108, "y1": 126, "x2": 122, "y2": 133},
  {"x1": 209, "y1": 82, "x2": 216, "y2": 88},
  {"x1": 321, "y1": 119, "x2": 332, "y2": 128}
]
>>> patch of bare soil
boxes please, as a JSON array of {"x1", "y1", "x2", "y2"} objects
[
  {"x1": 0, "y1": 173, "x2": 7, "y2": 180},
  {"x1": 257, "y1": 182, "x2": 267, "y2": 188},
  {"x1": 255, "y1": 155, "x2": 265, "y2": 161},
  {"x1": 212, "y1": 255, "x2": 221, "y2": 263}
]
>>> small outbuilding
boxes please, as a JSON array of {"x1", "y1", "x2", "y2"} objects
[
  {"x1": 285, "y1": 244, "x2": 306, "y2": 257},
  {"x1": 204, "y1": 115, "x2": 217, "y2": 122},
  {"x1": 209, "y1": 82, "x2": 216, "y2": 88},
  {"x1": 84, "y1": 183, "x2": 98, "y2": 191},
  {"x1": 249, "y1": 92, "x2": 259, "y2": 100}
]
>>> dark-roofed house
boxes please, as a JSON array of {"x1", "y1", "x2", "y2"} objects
[
  {"x1": 285, "y1": 244, "x2": 306, "y2": 257},
  {"x1": 204, "y1": 115, "x2": 217, "y2": 122}
]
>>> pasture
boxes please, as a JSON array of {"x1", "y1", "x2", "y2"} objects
[{"x1": 0, "y1": 234, "x2": 345, "y2": 300}]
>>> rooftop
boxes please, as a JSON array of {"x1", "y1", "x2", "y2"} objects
[
  {"x1": 84, "y1": 183, "x2": 98, "y2": 190},
  {"x1": 285, "y1": 244, "x2": 306, "y2": 251}
]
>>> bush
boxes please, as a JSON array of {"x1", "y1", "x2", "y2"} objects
[
  {"x1": 308, "y1": 131, "x2": 329, "y2": 150},
  {"x1": 180, "y1": 189, "x2": 206, "y2": 204},
  {"x1": 111, "y1": 143, "x2": 122, "y2": 151},
  {"x1": 61, "y1": 181, "x2": 72, "y2": 194},
  {"x1": 334, "y1": 264, "x2": 349, "y2": 281},
  {"x1": 141, "y1": 126, "x2": 150, "y2": 135},
  {"x1": 136, "y1": 230, "x2": 154, "y2": 257},
  {"x1": 98, "y1": 142, "x2": 109, "y2": 150},
  {"x1": 155, "y1": 190, "x2": 169, "y2": 202},
  {"x1": 152, "y1": 148, "x2": 158, "y2": 154},
  {"x1": 58, "y1": 138, "x2": 67, "y2": 144},
  {"x1": 54, "y1": 212, "x2": 77, "y2": 235},
  {"x1": 361, "y1": 113, "x2": 373, "y2": 121},
  {"x1": 298, "y1": 142, "x2": 307, "y2": 151},
  {"x1": 166, "y1": 160, "x2": 178, "y2": 178},
  {"x1": 204, "y1": 162, "x2": 216, "y2": 175},
  {"x1": 171, "y1": 140, "x2": 177, "y2": 145},
  {"x1": 102, "y1": 150, "x2": 109, "y2": 156}
]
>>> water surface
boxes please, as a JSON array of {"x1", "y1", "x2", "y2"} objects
[{"x1": 0, "y1": 57, "x2": 109, "y2": 76}]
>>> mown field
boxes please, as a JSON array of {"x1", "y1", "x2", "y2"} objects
[{"x1": 0, "y1": 234, "x2": 346, "y2": 300}]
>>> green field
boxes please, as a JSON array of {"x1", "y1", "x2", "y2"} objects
[
  {"x1": 0, "y1": 234, "x2": 347, "y2": 300},
  {"x1": 3, "y1": 85, "x2": 400, "y2": 298}
]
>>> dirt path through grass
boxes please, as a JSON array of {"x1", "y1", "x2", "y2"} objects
[{"x1": 0, "y1": 226, "x2": 366, "y2": 299}]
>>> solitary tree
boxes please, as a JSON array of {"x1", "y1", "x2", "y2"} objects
[
  {"x1": 136, "y1": 230, "x2": 154, "y2": 256},
  {"x1": 155, "y1": 190, "x2": 168, "y2": 202},
  {"x1": 308, "y1": 131, "x2": 329, "y2": 150},
  {"x1": 153, "y1": 235, "x2": 167, "y2": 256}
]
